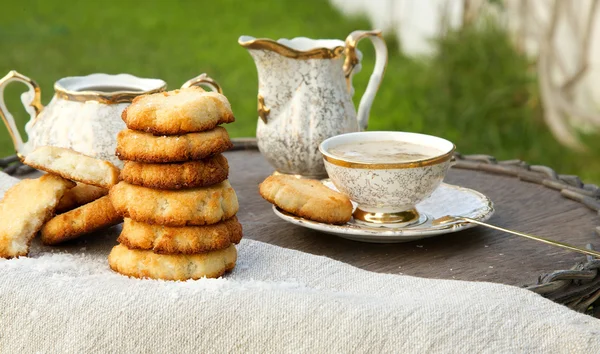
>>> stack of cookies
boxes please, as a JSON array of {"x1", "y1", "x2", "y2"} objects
[{"x1": 108, "y1": 87, "x2": 242, "y2": 281}]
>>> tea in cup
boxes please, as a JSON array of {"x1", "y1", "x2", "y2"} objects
[{"x1": 319, "y1": 131, "x2": 455, "y2": 226}]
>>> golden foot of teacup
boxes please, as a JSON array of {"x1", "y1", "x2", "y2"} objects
[{"x1": 353, "y1": 208, "x2": 421, "y2": 228}]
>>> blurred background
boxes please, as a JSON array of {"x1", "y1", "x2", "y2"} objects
[{"x1": 1, "y1": 0, "x2": 599, "y2": 181}]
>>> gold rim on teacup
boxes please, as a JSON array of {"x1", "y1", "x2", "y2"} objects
[
  {"x1": 319, "y1": 131, "x2": 456, "y2": 226},
  {"x1": 319, "y1": 133, "x2": 456, "y2": 170}
]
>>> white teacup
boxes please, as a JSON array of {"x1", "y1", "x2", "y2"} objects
[{"x1": 319, "y1": 131, "x2": 455, "y2": 226}]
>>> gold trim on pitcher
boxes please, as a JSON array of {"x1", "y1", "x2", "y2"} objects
[
  {"x1": 343, "y1": 30, "x2": 385, "y2": 92},
  {"x1": 257, "y1": 94, "x2": 270, "y2": 124},
  {"x1": 54, "y1": 83, "x2": 166, "y2": 104},
  {"x1": 238, "y1": 38, "x2": 345, "y2": 59}
]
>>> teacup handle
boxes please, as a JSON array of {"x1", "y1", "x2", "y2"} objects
[
  {"x1": 343, "y1": 30, "x2": 388, "y2": 131},
  {"x1": 181, "y1": 73, "x2": 223, "y2": 93},
  {"x1": 0, "y1": 71, "x2": 44, "y2": 157}
]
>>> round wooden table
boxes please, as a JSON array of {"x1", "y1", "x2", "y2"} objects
[
  {"x1": 6, "y1": 145, "x2": 598, "y2": 314},
  {"x1": 226, "y1": 148, "x2": 599, "y2": 288}
]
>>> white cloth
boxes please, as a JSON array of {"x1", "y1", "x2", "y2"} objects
[{"x1": 0, "y1": 171, "x2": 598, "y2": 353}]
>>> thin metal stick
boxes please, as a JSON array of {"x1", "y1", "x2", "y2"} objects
[{"x1": 434, "y1": 216, "x2": 600, "y2": 258}]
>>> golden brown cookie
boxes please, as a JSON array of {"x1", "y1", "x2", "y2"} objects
[
  {"x1": 259, "y1": 174, "x2": 353, "y2": 224},
  {"x1": 109, "y1": 180, "x2": 239, "y2": 226},
  {"x1": 115, "y1": 127, "x2": 233, "y2": 163},
  {"x1": 55, "y1": 182, "x2": 108, "y2": 213},
  {"x1": 0, "y1": 174, "x2": 75, "y2": 258},
  {"x1": 117, "y1": 216, "x2": 242, "y2": 254},
  {"x1": 40, "y1": 196, "x2": 123, "y2": 245},
  {"x1": 24, "y1": 146, "x2": 120, "y2": 189},
  {"x1": 120, "y1": 154, "x2": 229, "y2": 189},
  {"x1": 121, "y1": 86, "x2": 235, "y2": 135},
  {"x1": 108, "y1": 243, "x2": 237, "y2": 280}
]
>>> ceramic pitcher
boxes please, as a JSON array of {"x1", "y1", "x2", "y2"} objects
[
  {"x1": 239, "y1": 30, "x2": 387, "y2": 178},
  {"x1": 0, "y1": 71, "x2": 221, "y2": 166}
]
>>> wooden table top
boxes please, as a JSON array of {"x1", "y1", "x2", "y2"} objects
[{"x1": 227, "y1": 149, "x2": 600, "y2": 287}]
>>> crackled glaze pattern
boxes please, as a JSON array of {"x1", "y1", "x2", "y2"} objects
[
  {"x1": 324, "y1": 160, "x2": 452, "y2": 212},
  {"x1": 25, "y1": 97, "x2": 127, "y2": 167},
  {"x1": 249, "y1": 49, "x2": 360, "y2": 178}
]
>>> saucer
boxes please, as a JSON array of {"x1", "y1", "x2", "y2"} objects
[{"x1": 272, "y1": 180, "x2": 494, "y2": 243}]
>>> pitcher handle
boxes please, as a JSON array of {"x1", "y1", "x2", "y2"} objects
[
  {"x1": 181, "y1": 73, "x2": 223, "y2": 93},
  {"x1": 343, "y1": 30, "x2": 388, "y2": 130},
  {"x1": 0, "y1": 71, "x2": 43, "y2": 157}
]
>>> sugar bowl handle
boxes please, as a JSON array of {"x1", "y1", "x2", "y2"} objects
[
  {"x1": 0, "y1": 71, "x2": 44, "y2": 157},
  {"x1": 343, "y1": 30, "x2": 388, "y2": 131},
  {"x1": 181, "y1": 73, "x2": 223, "y2": 93}
]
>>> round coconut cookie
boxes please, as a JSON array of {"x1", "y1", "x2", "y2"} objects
[
  {"x1": 118, "y1": 216, "x2": 242, "y2": 254},
  {"x1": 115, "y1": 127, "x2": 232, "y2": 163},
  {"x1": 121, "y1": 86, "x2": 235, "y2": 135},
  {"x1": 109, "y1": 180, "x2": 239, "y2": 226},
  {"x1": 120, "y1": 154, "x2": 229, "y2": 189},
  {"x1": 108, "y1": 243, "x2": 237, "y2": 280},
  {"x1": 259, "y1": 174, "x2": 353, "y2": 225}
]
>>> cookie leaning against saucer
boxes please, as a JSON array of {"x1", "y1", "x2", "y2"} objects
[
  {"x1": 110, "y1": 180, "x2": 239, "y2": 226},
  {"x1": 115, "y1": 127, "x2": 233, "y2": 163},
  {"x1": 259, "y1": 174, "x2": 353, "y2": 224},
  {"x1": 108, "y1": 243, "x2": 237, "y2": 280},
  {"x1": 120, "y1": 154, "x2": 229, "y2": 189},
  {"x1": 0, "y1": 174, "x2": 75, "y2": 258},
  {"x1": 121, "y1": 86, "x2": 235, "y2": 135},
  {"x1": 118, "y1": 216, "x2": 242, "y2": 254},
  {"x1": 56, "y1": 182, "x2": 108, "y2": 213},
  {"x1": 40, "y1": 196, "x2": 123, "y2": 246},
  {"x1": 23, "y1": 146, "x2": 120, "y2": 189}
]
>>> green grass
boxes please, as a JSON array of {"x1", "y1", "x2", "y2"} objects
[{"x1": 1, "y1": 0, "x2": 599, "y2": 182}]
